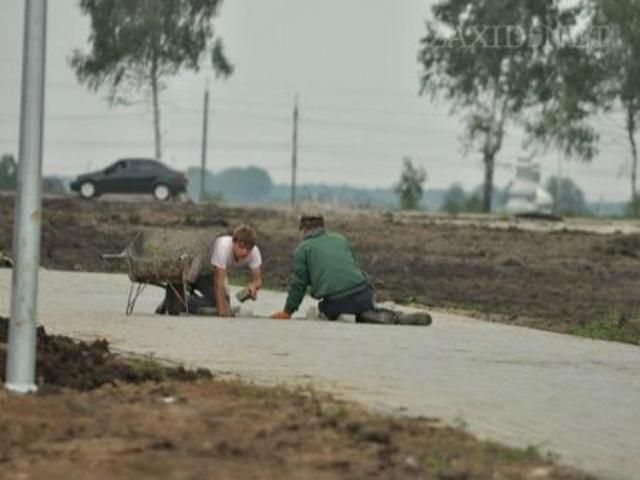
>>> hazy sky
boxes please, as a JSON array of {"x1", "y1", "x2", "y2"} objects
[{"x1": 0, "y1": 0, "x2": 633, "y2": 202}]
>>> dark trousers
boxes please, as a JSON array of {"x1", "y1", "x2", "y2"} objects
[
  {"x1": 159, "y1": 274, "x2": 217, "y2": 315},
  {"x1": 191, "y1": 274, "x2": 215, "y2": 303},
  {"x1": 158, "y1": 283, "x2": 187, "y2": 315},
  {"x1": 319, "y1": 284, "x2": 375, "y2": 320}
]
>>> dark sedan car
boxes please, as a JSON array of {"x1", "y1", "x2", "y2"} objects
[{"x1": 70, "y1": 158, "x2": 187, "y2": 201}]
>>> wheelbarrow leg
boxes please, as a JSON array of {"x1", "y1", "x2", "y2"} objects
[
  {"x1": 164, "y1": 282, "x2": 190, "y2": 315},
  {"x1": 126, "y1": 282, "x2": 147, "y2": 316}
]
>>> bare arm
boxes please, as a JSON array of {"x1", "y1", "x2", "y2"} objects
[
  {"x1": 214, "y1": 266, "x2": 232, "y2": 317},
  {"x1": 247, "y1": 268, "x2": 262, "y2": 299}
]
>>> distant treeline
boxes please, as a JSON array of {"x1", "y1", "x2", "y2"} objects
[
  {"x1": 188, "y1": 165, "x2": 626, "y2": 217},
  {"x1": 0, "y1": 160, "x2": 628, "y2": 217}
]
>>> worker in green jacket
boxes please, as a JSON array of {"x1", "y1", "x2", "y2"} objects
[
  {"x1": 271, "y1": 212, "x2": 374, "y2": 321},
  {"x1": 271, "y1": 213, "x2": 432, "y2": 326}
]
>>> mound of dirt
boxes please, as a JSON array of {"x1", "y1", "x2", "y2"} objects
[
  {"x1": 0, "y1": 316, "x2": 212, "y2": 391},
  {"x1": 0, "y1": 315, "x2": 591, "y2": 480}
]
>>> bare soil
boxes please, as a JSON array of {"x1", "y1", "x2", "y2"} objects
[
  {"x1": 0, "y1": 317, "x2": 591, "y2": 480},
  {"x1": 1, "y1": 195, "x2": 640, "y2": 344}
]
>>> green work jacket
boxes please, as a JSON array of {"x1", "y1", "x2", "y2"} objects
[{"x1": 284, "y1": 229, "x2": 368, "y2": 314}]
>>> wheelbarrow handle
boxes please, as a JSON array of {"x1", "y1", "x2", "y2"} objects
[{"x1": 101, "y1": 252, "x2": 129, "y2": 260}]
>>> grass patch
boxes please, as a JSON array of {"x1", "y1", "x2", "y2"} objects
[
  {"x1": 420, "y1": 437, "x2": 551, "y2": 478},
  {"x1": 568, "y1": 309, "x2": 640, "y2": 345},
  {"x1": 125, "y1": 356, "x2": 174, "y2": 382},
  {"x1": 496, "y1": 442, "x2": 557, "y2": 463}
]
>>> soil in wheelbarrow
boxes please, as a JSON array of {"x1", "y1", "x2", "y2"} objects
[{"x1": 0, "y1": 316, "x2": 591, "y2": 480}]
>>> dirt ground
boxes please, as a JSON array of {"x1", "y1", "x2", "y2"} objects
[
  {"x1": 0, "y1": 316, "x2": 591, "y2": 480},
  {"x1": 1, "y1": 194, "x2": 640, "y2": 344}
]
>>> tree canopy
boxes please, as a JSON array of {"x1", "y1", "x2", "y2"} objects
[
  {"x1": 589, "y1": 0, "x2": 640, "y2": 215},
  {"x1": 545, "y1": 176, "x2": 590, "y2": 216},
  {"x1": 394, "y1": 158, "x2": 427, "y2": 210},
  {"x1": 419, "y1": 0, "x2": 600, "y2": 212},
  {"x1": 72, "y1": 0, "x2": 232, "y2": 160}
]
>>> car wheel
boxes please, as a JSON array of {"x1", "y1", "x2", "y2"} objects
[
  {"x1": 79, "y1": 181, "x2": 97, "y2": 199},
  {"x1": 153, "y1": 183, "x2": 171, "y2": 201}
]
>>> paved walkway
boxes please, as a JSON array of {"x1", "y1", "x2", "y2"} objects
[{"x1": 1, "y1": 269, "x2": 639, "y2": 480}]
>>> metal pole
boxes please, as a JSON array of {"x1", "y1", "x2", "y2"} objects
[
  {"x1": 199, "y1": 84, "x2": 210, "y2": 203},
  {"x1": 556, "y1": 155, "x2": 563, "y2": 215},
  {"x1": 291, "y1": 94, "x2": 298, "y2": 208},
  {"x1": 6, "y1": 0, "x2": 48, "y2": 394}
]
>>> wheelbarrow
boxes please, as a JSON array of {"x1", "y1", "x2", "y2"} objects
[{"x1": 102, "y1": 229, "x2": 213, "y2": 315}]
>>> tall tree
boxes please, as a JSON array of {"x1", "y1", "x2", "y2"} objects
[
  {"x1": 395, "y1": 157, "x2": 427, "y2": 210},
  {"x1": 545, "y1": 176, "x2": 589, "y2": 216},
  {"x1": 593, "y1": 0, "x2": 640, "y2": 216},
  {"x1": 419, "y1": 0, "x2": 598, "y2": 212},
  {"x1": 72, "y1": 0, "x2": 233, "y2": 160}
]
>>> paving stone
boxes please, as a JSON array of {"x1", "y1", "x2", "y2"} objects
[{"x1": 1, "y1": 270, "x2": 639, "y2": 480}]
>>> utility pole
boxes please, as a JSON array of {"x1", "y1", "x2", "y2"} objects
[
  {"x1": 6, "y1": 0, "x2": 48, "y2": 394},
  {"x1": 199, "y1": 83, "x2": 210, "y2": 203},
  {"x1": 290, "y1": 94, "x2": 299, "y2": 208},
  {"x1": 556, "y1": 155, "x2": 563, "y2": 215}
]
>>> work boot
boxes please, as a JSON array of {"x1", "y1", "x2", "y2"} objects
[
  {"x1": 165, "y1": 292, "x2": 186, "y2": 316},
  {"x1": 356, "y1": 309, "x2": 398, "y2": 325},
  {"x1": 155, "y1": 300, "x2": 167, "y2": 315},
  {"x1": 357, "y1": 308, "x2": 432, "y2": 326},
  {"x1": 395, "y1": 312, "x2": 432, "y2": 326}
]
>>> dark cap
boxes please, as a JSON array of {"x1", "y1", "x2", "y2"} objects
[{"x1": 299, "y1": 211, "x2": 324, "y2": 230}]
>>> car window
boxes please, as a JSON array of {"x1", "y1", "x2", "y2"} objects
[
  {"x1": 104, "y1": 161, "x2": 126, "y2": 174},
  {"x1": 142, "y1": 161, "x2": 162, "y2": 172},
  {"x1": 129, "y1": 160, "x2": 162, "y2": 172}
]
